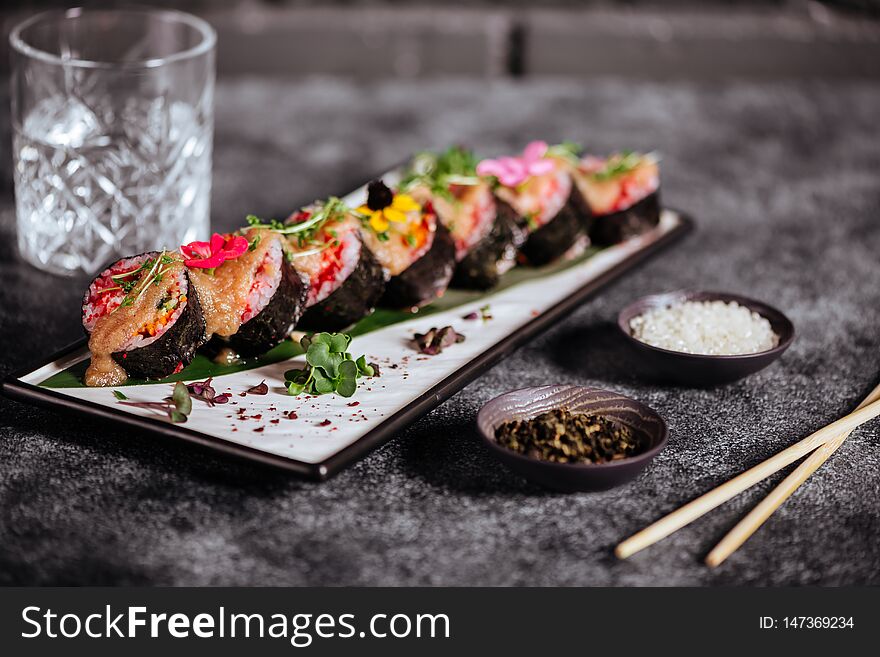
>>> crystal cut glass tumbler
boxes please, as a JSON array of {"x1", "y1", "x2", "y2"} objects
[{"x1": 10, "y1": 8, "x2": 216, "y2": 275}]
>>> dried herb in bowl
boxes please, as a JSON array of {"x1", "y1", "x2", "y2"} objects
[{"x1": 494, "y1": 409, "x2": 645, "y2": 464}]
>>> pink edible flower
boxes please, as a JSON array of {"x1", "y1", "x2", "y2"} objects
[
  {"x1": 476, "y1": 140, "x2": 556, "y2": 188},
  {"x1": 181, "y1": 233, "x2": 249, "y2": 269}
]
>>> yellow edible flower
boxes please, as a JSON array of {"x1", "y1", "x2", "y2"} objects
[{"x1": 357, "y1": 193, "x2": 421, "y2": 233}]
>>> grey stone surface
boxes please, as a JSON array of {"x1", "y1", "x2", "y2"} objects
[{"x1": 1, "y1": 76, "x2": 879, "y2": 585}]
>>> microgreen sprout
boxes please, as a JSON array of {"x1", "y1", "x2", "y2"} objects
[
  {"x1": 588, "y1": 151, "x2": 658, "y2": 181},
  {"x1": 116, "y1": 381, "x2": 192, "y2": 423},
  {"x1": 284, "y1": 333, "x2": 378, "y2": 398},
  {"x1": 399, "y1": 146, "x2": 482, "y2": 202}
]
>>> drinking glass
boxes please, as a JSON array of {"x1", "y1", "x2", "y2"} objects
[{"x1": 10, "y1": 8, "x2": 216, "y2": 276}]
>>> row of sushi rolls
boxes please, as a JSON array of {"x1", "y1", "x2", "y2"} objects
[{"x1": 82, "y1": 141, "x2": 661, "y2": 388}]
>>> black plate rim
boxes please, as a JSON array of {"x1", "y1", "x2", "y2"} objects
[{"x1": 2, "y1": 211, "x2": 693, "y2": 481}]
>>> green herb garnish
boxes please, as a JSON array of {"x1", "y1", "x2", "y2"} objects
[
  {"x1": 546, "y1": 141, "x2": 582, "y2": 165},
  {"x1": 246, "y1": 197, "x2": 348, "y2": 239},
  {"x1": 115, "y1": 381, "x2": 192, "y2": 424},
  {"x1": 399, "y1": 146, "x2": 482, "y2": 202},
  {"x1": 284, "y1": 332, "x2": 378, "y2": 398},
  {"x1": 112, "y1": 250, "x2": 169, "y2": 312},
  {"x1": 589, "y1": 151, "x2": 656, "y2": 181}
]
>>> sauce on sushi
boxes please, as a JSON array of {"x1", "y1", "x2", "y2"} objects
[
  {"x1": 189, "y1": 229, "x2": 281, "y2": 338},
  {"x1": 85, "y1": 256, "x2": 187, "y2": 387}
]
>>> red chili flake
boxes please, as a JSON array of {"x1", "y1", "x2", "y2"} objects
[
  {"x1": 231, "y1": 427, "x2": 238, "y2": 432},
  {"x1": 270, "y1": 418, "x2": 279, "y2": 424},
  {"x1": 121, "y1": 353, "x2": 127, "y2": 359},
  {"x1": 173, "y1": 361, "x2": 183, "y2": 373},
  {"x1": 347, "y1": 401, "x2": 360, "y2": 407},
  {"x1": 214, "y1": 393, "x2": 231, "y2": 404},
  {"x1": 318, "y1": 419, "x2": 332, "y2": 427},
  {"x1": 252, "y1": 414, "x2": 262, "y2": 420},
  {"x1": 238, "y1": 392, "x2": 247, "y2": 397},
  {"x1": 286, "y1": 411, "x2": 298, "y2": 419},
  {"x1": 253, "y1": 426, "x2": 265, "y2": 433}
]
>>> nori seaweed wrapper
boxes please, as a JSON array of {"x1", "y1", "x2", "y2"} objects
[
  {"x1": 382, "y1": 221, "x2": 456, "y2": 310},
  {"x1": 519, "y1": 182, "x2": 593, "y2": 266},
  {"x1": 224, "y1": 257, "x2": 310, "y2": 357},
  {"x1": 588, "y1": 189, "x2": 661, "y2": 247},
  {"x1": 109, "y1": 270, "x2": 208, "y2": 380},
  {"x1": 298, "y1": 240, "x2": 389, "y2": 332},
  {"x1": 452, "y1": 198, "x2": 526, "y2": 290}
]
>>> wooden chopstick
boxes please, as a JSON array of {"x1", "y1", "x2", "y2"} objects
[
  {"x1": 615, "y1": 394, "x2": 880, "y2": 560},
  {"x1": 704, "y1": 382, "x2": 880, "y2": 567}
]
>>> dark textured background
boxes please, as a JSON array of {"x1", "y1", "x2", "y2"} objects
[
  {"x1": 1, "y1": 0, "x2": 880, "y2": 585},
  {"x1": 2, "y1": 76, "x2": 879, "y2": 586}
]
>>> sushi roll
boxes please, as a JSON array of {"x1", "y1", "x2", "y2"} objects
[
  {"x1": 570, "y1": 151, "x2": 660, "y2": 246},
  {"x1": 186, "y1": 230, "x2": 309, "y2": 358},
  {"x1": 401, "y1": 147, "x2": 526, "y2": 290},
  {"x1": 451, "y1": 198, "x2": 524, "y2": 290},
  {"x1": 476, "y1": 141, "x2": 591, "y2": 266},
  {"x1": 82, "y1": 251, "x2": 206, "y2": 386},
  {"x1": 356, "y1": 180, "x2": 455, "y2": 310},
  {"x1": 285, "y1": 198, "x2": 389, "y2": 332}
]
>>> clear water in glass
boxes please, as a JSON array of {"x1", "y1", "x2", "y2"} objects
[
  {"x1": 10, "y1": 9, "x2": 215, "y2": 276},
  {"x1": 14, "y1": 96, "x2": 211, "y2": 275}
]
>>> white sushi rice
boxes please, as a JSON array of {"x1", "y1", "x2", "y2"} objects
[
  {"x1": 241, "y1": 238, "x2": 283, "y2": 324},
  {"x1": 629, "y1": 300, "x2": 778, "y2": 355}
]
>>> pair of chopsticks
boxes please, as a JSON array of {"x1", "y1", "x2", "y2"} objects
[{"x1": 615, "y1": 382, "x2": 880, "y2": 566}]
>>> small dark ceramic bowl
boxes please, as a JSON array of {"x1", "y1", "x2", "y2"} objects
[
  {"x1": 618, "y1": 290, "x2": 795, "y2": 387},
  {"x1": 477, "y1": 385, "x2": 668, "y2": 492}
]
